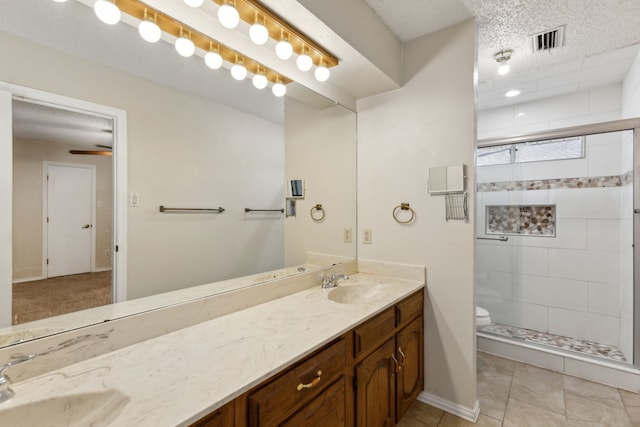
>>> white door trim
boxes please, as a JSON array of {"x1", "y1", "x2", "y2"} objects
[
  {"x1": 42, "y1": 162, "x2": 97, "y2": 278},
  {"x1": 1, "y1": 81, "x2": 127, "y2": 303},
  {"x1": 0, "y1": 89, "x2": 12, "y2": 327}
]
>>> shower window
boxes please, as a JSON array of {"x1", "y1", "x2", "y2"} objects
[{"x1": 477, "y1": 136, "x2": 585, "y2": 166}]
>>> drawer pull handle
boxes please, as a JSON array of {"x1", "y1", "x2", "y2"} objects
[
  {"x1": 297, "y1": 371, "x2": 322, "y2": 391},
  {"x1": 398, "y1": 347, "x2": 406, "y2": 367}
]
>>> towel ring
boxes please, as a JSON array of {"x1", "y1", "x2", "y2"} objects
[
  {"x1": 310, "y1": 204, "x2": 325, "y2": 222},
  {"x1": 393, "y1": 202, "x2": 415, "y2": 224}
]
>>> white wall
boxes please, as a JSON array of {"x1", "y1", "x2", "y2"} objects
[
  {"x1": 284, "y1": 99, "x2": 357, "y2": 266},
  {"x1": 0, "y1": 31, "x2": 284, "y2": 300},
  {"x1": 357, "y1": 20, "x2": 477, "y2": 411},
  {"x1": 478, "y1": 83, "x2": 635, "y2": 359}
]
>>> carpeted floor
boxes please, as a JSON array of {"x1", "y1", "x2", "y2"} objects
[{"x1": 12, "y1": 271, "x2": 112, "y2": 325}]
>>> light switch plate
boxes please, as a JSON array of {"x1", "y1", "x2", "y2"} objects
[{"x1": 129, "y1": 193, "x2": 140, "y2": 207}]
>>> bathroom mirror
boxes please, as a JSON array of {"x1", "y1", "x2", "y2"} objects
[{"x1": 0, "y1": 1, "x2": 356, "y2": 347}]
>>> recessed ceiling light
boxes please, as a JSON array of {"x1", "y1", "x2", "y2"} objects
[{"x1": 505, "y1": 90, "x2": 521, "y2": 98}]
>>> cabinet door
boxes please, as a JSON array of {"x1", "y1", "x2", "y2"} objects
[
  {"x1": 189, "y1": 401, "x2": 234, "y2": 427},
  {"x1": 280, "y1": 377, "x2": 346, "y2": 427},
  {"x1": 395, "y1": 316, "x2": 424, "y2": 421},
  {"x1": 355, "y1": 337, "x2": 396, "y2": 427}
]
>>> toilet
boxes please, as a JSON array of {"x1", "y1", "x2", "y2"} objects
[{"x1": 476, "y1": 306, "x2": 491, "y2": 330}]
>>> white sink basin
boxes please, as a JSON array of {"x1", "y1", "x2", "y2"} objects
[
  {"x1": 327, "y1": 283, "x2": 389, "y2": 304},
  {"x1": 0, "y1": 389, "x2": 130, "y2": 427}
]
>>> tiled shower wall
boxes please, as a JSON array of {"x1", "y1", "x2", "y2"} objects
[{"x1": 477, "y1": 83, "x2": 635, "y2": 359}]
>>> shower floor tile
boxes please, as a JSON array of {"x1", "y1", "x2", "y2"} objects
[{"x1": 480, "y1": 323, "x2": 627, "y2": 363}]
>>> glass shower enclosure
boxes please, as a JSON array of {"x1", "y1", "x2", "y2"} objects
[{"x1": 475, "y1": 119, "x2": 639, "y2": 366}]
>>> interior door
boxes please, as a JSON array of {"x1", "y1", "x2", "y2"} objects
[{"x1": 46, "y1": 164, "x2": 93, "y2": 278}]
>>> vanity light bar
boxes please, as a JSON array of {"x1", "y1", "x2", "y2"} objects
[
  {"x1": 210, "y1": 0, "x2": 339, "y2": 68},
  {"x1": 117, "y1": 0, "x2": 291, "y2": 85}
]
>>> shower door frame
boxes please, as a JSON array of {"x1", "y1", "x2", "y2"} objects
[{"x1": 477, "y1": 117, "x2": 640, "y2": 367}]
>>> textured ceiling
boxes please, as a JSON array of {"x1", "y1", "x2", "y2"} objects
[{"x1": 366, "y1": 0, "x2": 640, "y2": 109}]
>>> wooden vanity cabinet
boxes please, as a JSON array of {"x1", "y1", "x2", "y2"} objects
[
  {"x1": 246, "y1": 338, "x2": 348, "y2": 427},
  {"x1": 190, "y1": 288, "x2": 424, "y2": 427},
  {"x1": 189, "y1": 401, "x2": 234, "y2": 427},
  {"x1": 395, "y1": 316, "x2": 424, "y2": 420},
  {"x1": 353, "y1": 289, "x2": 424, "y2": 426},
  {"x1": 354, "y1": 337, "x2": 396, "y2": 427}
]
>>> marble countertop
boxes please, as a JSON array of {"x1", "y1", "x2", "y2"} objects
[{"x1": 0, "y1": 273, "x2": 424, "y2": 426}]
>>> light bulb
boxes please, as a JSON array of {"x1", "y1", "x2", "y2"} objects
[
  {"x1": 52, "y1": 0, "x2": 68, "y2": 3},
  {"x1": 296, "y1": 53, "x2": 313, "y2": 72},
  {"x1": 138, "y1": 19, "x2": 161, "y2": 43},
  {"x1": 231, "y1": 64, "x2": 247, "y2": 80},
  {"x1": 275, "y1": 40, "x2": 293, "y2": 60},
  {"x1": 498, "y1": 63, "x2": 510, "y2": 75},
  {"x1": 175, "y1": 36, "x2": 195, "y2": 57},
  {"x1": 272, "y1": 82, "x2": 286, "y2": 97},
  {"x1": 183, "y1": 0, "x2": 204, "y2": 7},
  {"x1": 218, "y1": 3, "x2": 240, "y2": 29},
  {"x1": 253, "y1": 74, "x2": 268, "y2": 90},
  {"x1": 249, "y1": 23, "x2": 269, "y2": 45},
  {"x1": 94, "y1": 0, "x2": 121, "y2": 25},
  {"x1": 205, "y1": 51, "x2": 223, "y2": 69},
  {"x1": 505, "y1": 89, "x2": 520, "y2": 97},
  {"x1": 314, "y1": 65, "x2": 330, "y2": 82}
]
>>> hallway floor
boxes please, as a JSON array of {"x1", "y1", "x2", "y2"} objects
[
  {"x1": 12, "y1": 271, "x2": 112, "y2": 324},
  {"x1": 398, "y1": 352, "x2": 640, "y2": 426}
]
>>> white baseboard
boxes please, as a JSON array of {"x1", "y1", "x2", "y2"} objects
[
  {"x1": 12, "y1": 275, "x2": 45, "y2": 284},
  {"x1": 417, "y1": 391, "x2": 480, "y2": 423},
  {"x1": 94, "y1": 267, "x2": 113, "y2": 273}
]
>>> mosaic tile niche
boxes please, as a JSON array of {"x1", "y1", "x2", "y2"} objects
[{"x1": 486, "y1": 205, "x2": 556, "y2": 236}]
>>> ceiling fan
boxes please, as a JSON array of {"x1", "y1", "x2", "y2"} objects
[{"x1": 69, "y1": 144, "x2": 112, "y2": 156}]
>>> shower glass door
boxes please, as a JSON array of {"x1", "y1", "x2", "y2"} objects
[{"x1": 476, "y1": 121, "x2": 637, "y2": 366}]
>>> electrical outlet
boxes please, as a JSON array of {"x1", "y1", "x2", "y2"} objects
[
  {"x1": 343, "y1": 228, "x2": 352, "y2": 243},
  {"x1": 363, "y1": 228, "x2": 372, "y2": 244}
]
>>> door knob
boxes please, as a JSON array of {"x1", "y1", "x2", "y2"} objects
[{"x1": 82, "y1": 224, "x2": 91, "y2": 229}]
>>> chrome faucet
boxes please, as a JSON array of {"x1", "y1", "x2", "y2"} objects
[
  {"x1": 0, "y1": 354, "x2": 35, "y2": 403},
  {"x1": 320, "y1": 271, "x2": 349, "y2": 288}
]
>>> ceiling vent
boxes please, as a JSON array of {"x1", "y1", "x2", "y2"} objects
[{"x1": 530, "y1": 26, "x2": 565, "y2": 52}]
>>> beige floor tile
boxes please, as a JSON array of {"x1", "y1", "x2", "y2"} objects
[
  {"x1": 624, "y1": 406, "x2": 640, "y2": 426},
  {"x1": 404, "y1": 401, "x2": 444, "y2": 426},
  {"x1": 477, "y1": 369, "x2": 511, "y2": 420},
  {"x1": 503, "y1": 398, "x2": 568, "y2": 427},
  {"x1": 565, "y1": 392, "x2": 632, "y2": 427},
  {"x1": 509, "y1": 363, "x2": 565, "y2": 415},
  {"x1": 438, "y1": 413, "x2": 502, "y2": 427},
  {"x1": 563, "y1": 375, "x2": 622, "y2": 400},
  {"x1": 620, "y1": 389, "x2": 640, "y2": 407},
  {"x1": 477, "y1": 351, "x2": 518, "y2": 376},
  {"x1": 397, "y1": 414, "x2": 431, "y2": 427}
]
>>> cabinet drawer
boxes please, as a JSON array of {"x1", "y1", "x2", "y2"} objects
[
  {"x1": 189, "y1": 400, "x2": 234, "y2": 427},
  {"x1": 248, "y1": 338, "x2": 346, "y2": 427},
  {"x1": 353, "y1": 307, "x2": 395, "y2": 359},
  {"x1": 395, "y1": 290, "x2": 423, "y2": 328},
  {"x1": 280, "y1": 377, "x2": 346, "y2": 427}
]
